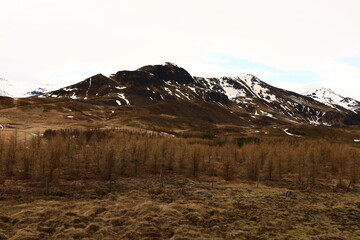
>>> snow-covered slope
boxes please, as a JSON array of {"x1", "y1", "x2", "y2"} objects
[
  {"x1": 297, "y1": 84, "x2": 360, "y2": 113},
  {"x1": 0, "y1": 77, "x2": 63, "y2": 97},
  {"x1": 25, "y1": 84, "x2": 64, "y2": 97},
  {"x1": 195, "y1": 74, "x2": 338, "y2": 126}
]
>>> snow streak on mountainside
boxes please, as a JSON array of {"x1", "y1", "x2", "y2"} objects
[{"x1": 297, "y1": 84, "x2": 360, "y2": 113}]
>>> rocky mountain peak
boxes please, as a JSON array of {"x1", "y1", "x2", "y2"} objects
[{"x1": 136, "y1": 62, "x2": 195, "y2": 85}]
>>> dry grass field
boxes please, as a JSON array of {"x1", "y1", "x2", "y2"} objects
[
  {"x1": 1, "y1": 99, "x2": 360, "y2": 240},
  {"x1": 1, "y1": 176, "x2": 360, "y2": 240},
  {"x1": 0, "y1": 127, "x2": 359, "y2": 239}
]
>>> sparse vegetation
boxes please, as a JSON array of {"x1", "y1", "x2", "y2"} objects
[
  {"x1": 1, "y1": 128, "x2": 360, "y2": 239},
  {"x1": 1, "y1": 129, "x2": 359, "y2": 188}
]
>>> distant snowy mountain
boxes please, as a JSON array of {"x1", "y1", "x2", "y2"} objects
[
  {"x1": 296, "y1": 84, "x2": 360, "y2": 113},
  {"x1": 0, "y1": 77, "x2": 18, "y2": 97},
  {"x1": 24, "y1": 84, "x2": 63, "y2": 96},
  {"x1": 0, "y1": 77, "x2": 63, "y2": 97}
]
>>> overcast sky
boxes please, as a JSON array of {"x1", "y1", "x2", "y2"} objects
[{"x1": 1, "y1": 0, "x2": 360, "y2": 99}]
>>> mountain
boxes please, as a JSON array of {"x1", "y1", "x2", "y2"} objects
[
  {"x1": 37, "y1": 62, "x2": 360, "y2": 127},
  {"x1": 0, "y1": 77, "x2": 63, "y2": 98},
  {"x1": 25, "y1": 83, "x2": 64, "y2": 97},
  {"x1": 297, "y1": 84, "x2": 360, "y2": 113}
]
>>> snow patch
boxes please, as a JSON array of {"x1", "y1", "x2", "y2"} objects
[
  {"x1": 232, "y1": 74, "x2": 277, "y2": 103},
  {"x1": 70, "y1": 93, "x2": 78, "y2": 100},
  {"x1": 117, "y1": 93, "x2": 130, "y2": 105},
  {"x1": 30, "y1": 133, "x2": 44, "y2": 137},
  {"x1": 63, "y1": 87, "x2": 78, "y2": 92},
  {"x1": 283, "y1": 129, "x2": 302, "y2": 137},
  {"x1": 164, "y1": 87, "x2": 173, "y2": 95},
  {"x1": 259, "y1": 110, "x2": 277, "y2": 119},
  {"x1": 188, "y1": 86, "x2": 197, "y2": 94},
  {"x1": 85, "y1": 77, "x2": 92, "y2": 98},
  {"x1": 115, "y1": 86, "x2": 126, "y2": 90}
]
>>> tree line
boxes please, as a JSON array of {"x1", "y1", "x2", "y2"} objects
[{"x1": 0, "y1": 129, "x2": 359, "y2": 188}]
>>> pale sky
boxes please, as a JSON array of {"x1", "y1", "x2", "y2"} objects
[{"x1": 1, "y1": 0, "x2": 360, "y2": 99}]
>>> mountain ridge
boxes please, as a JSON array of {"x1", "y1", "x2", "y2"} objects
[
  {"x1": 34, "y1": 63, "x2": 360, "y2": 127},
  {"x1": 1, "y1": 63, "x2": 360, "y2": 128}
]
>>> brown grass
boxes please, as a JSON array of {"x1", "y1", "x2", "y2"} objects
[
  {"x1": 1, "y1": 129, "x2": 360, "y2": 239},
  {"x1": 0, "y1": 177, "x2": 359, "y2": 240}
]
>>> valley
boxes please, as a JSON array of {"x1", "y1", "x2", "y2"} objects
[{"x1": 0, "y1": 63, "x2": 360, "y2": 240}]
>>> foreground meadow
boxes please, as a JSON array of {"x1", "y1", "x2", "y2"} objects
[{"x1": 0, "y1": 176, "x2": 360, "y2": 240}]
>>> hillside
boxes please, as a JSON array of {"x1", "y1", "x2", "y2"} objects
[
  {"x1": 1, "y1": 63, "x2": 360, "y2": 138},
  {"x1": 40, "y1": 63, "x2": 360, "y2": 127}
]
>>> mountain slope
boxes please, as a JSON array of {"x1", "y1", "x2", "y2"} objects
[
  {"x1": 37, "y1": 63, "x2": 360, "y2": 127},
  {"x1": 297, "y1": 84, "x2": 360, "y2": 113}
]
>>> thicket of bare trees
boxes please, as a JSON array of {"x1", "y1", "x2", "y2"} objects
[{"x1": 0, "y1": 129, "x2": 359, "y2": 187}]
